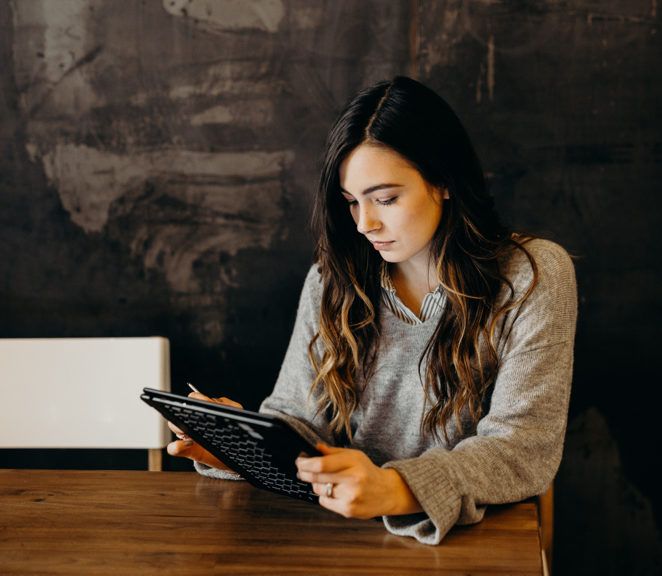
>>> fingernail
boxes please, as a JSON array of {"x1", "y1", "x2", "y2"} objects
[{"x1": 182, "y1": 440, "x2": 194, "y2": 446}]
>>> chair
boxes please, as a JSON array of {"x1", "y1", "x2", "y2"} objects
[
  {"x1": 0, "y1": 337, "x2": 171, "y2": 471},
  {"x1": 538, "y1": 483, "x2": 554, "y2": 576}
]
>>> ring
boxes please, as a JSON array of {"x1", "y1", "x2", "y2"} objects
[{"x1": 325, "y1": 482, "x2": 334, "y2": 498}]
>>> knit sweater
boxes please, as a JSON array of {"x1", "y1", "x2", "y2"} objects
[{"x1": 198, "y1": 238, "x2": 577, "y2": 545}]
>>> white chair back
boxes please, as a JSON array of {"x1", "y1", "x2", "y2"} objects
[{"x1": 0, "y1": 337, "x2": 171, "y2": 468}]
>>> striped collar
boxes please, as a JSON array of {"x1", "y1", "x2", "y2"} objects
[{"x1": 379, "y1": 263, "x2": 444, "y2": 325}]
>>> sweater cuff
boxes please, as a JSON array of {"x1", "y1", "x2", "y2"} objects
[
  {"x1": 382, "y1": 457, "x2": 465, "y2": 545},
  {"x1": 194, "y1": 461, "x2": 244, "y2": 481}
]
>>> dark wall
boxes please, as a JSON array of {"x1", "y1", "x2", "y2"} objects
[
  {"x1": 416, "y1": 2, "x2": 662, "y2": 573},
  {"x1": 1, "y1": 1, "x2": 660, "y2": 574}
]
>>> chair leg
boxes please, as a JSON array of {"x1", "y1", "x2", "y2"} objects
[
  {"x1": 538, "y1": 484, "x2": 554, "y2": 575},
  {"x1": 541, "y1": 548, "x2": 550, "y2": 576},
  {"x1": 148, "y1": 448, "x2": 163, "y2": 471}
]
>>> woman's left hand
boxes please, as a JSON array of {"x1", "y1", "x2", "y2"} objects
[{"x1": 295, "y1": 444, "x2": 423, "y2": 519}]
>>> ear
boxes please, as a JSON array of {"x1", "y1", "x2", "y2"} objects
[{"x1": 429, "y1": 184, "x2": 449, "y2": 201}]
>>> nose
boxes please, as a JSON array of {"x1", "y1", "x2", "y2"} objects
[{"x1": 355, "y1": 203, "x2": 381, "y2": 235}]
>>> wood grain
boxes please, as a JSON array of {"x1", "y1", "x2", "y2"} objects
[{"x1": 0, "y1": 470, "x2": 542, "y2": 575}]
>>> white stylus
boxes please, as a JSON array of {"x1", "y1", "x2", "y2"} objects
[{"x1": 187, "y1": 382, "x2": 201, "y2": 394}]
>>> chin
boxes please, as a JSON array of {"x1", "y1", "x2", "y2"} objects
[{"x1": 377, "y1": 252, "x2": 403, "y2": 263}]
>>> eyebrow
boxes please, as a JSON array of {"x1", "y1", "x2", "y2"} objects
[{"x1": 340, "y1": 183, "x2": 404, "y2": 197}]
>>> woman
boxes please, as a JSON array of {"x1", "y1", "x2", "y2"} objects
[{"x1": 168, "y1": 76, "x2": 577, "y2": 544}]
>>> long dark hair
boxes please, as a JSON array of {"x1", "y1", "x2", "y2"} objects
[{"x1": 310, "y1": 76, "x2": 537, "y2": 442}]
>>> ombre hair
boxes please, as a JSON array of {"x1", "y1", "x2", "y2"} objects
[{"x1": 309, "y1": 76, "x2": 537, "y2": 442}]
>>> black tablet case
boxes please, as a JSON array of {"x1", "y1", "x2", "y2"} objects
[{"x1": 141, "y1": 388, "x2": 321, "y2": 503}]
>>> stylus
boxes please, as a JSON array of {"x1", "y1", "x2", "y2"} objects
[{"x1": 187, "y1": 382, "x2": 202, "y2": 394}]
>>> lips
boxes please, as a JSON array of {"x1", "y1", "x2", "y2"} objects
[{"x1": 370, "y1": 240, "x2": 394, "y2": 250}]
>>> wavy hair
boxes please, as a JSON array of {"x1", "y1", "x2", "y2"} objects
[{"x1": 309, "y1": 76, "x2": 537, "y2": 442}]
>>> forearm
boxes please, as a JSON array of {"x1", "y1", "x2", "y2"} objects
[{"x1": 382, "y1": 468, "x2": 423, "y2": 516}]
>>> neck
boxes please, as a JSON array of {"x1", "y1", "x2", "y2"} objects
[{"x1": 389, "y1": 256, "x2": 438, "y2": 316}]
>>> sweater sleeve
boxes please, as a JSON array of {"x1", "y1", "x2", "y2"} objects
[
  {"x1": 258, "y1": 265, "x2": 333, "y2": 447},
  {"x1": 382, "y1": 240, "x2": 578, "y2": 544},
  {"x1": 194, "y1": 265, "x2": 327, "y2": 481}
]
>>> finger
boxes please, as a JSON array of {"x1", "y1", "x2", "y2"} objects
[
  {"x1": 296, "y1": 449, "x2": 355, "y2": 475},
  {"x1": 296, "y1": 455, "x2": 355, "y2": 485},
  {"x1": 295, "y1": 443, "x2": 339, "y2": 476},
  {"x1": 167, "y1": 420, "x2": 186, "y2": 436},
  {"x1": 211, "y1": 397, "x2": 243, "y2": 409},
  {"x1": 188, "y1": 392, "x2": 243, "y2": 410},
  {"x1": 167, "y1": 421, "x2": 178, "y2": 434},
  {"x1": 315, "y1": 443, "x2": 344, "y2": 455},
  {"x1": 297, "y1": 468, "x2": 343, "y2": 485},
  {"x1": 166, "y1": 439, "x2": 229, "y2": 470},
  {"x1": 166, "y1": 438, "x2": 195, "y2": 457},
  {"x1": 311, "y1": 481, "x2": 342, "y2": 499},
  {"x1": 313, "y1": 484, "x2": 355, "y2": 519}
]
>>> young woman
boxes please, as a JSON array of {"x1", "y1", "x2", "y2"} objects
[{"x1": 168, "y1": 76, "x2": 577, "y2": 545}]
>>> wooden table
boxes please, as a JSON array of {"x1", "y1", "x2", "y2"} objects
[{"x1": 0, "y1": 469, "x2": 543, "y2": 575}]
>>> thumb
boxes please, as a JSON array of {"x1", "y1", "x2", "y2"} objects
[{"x1": 315, "y1": 442, "x2": 343, "y2": 455}]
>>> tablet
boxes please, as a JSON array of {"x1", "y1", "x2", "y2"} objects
[{"x1": 140, "y1": 388, "x2": 321, "y2": 503}]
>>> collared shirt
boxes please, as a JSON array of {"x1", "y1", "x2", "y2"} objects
[{"x1": 379, "y1": 263, "x2": 445, "y2": 325}]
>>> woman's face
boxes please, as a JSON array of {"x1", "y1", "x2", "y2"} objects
[{"x1": 339, "y1": 143, "x2": 447, "y2": 270}]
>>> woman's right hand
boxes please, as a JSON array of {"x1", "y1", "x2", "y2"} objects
[{"x1": 166, "y1": 392, "x2": 243, "y2": 470}]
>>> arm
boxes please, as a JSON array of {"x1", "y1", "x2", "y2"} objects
[
  {"x1": 174, "y1": 266, "x2": 326, "y2": 481},
  {"x1": 267, "y1": 266, "x2": 426, "y2": 517},
  {"x1": 383, "y1": 240, "x2": 578, "y2": 544},
  {"x1": 166, "y1": 392, "x2": 246, "y2": 480},
  {"x1": 259, "y1": 265, "x2": 335, "y2": 447},
  {"x1": 296, "y1": 443, "x2": 423, "y2": 518}
]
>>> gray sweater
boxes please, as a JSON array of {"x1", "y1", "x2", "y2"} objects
[{"x1": 199, "y1": 239, "x2": 577, "y2": 545}]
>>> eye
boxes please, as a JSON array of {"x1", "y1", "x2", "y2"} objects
[{"x1": 376, "y1": 196, "x2": 397, "y2": 206}]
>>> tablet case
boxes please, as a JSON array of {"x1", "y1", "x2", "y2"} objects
[{"x1": 140, "y1": 388, "x2": 321, "y2": 502}]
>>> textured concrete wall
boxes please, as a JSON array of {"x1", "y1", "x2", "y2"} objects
[
  {"x1": 1, "y1": 1, "x2": 660, "y2": 574},
  {"x1": 0, "y1": 0, "x2": 411, "y2": 402}
]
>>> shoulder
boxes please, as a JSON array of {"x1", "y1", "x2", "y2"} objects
[
  {"x1": 500, "y1": 238, "x2": 578, "y2": 330},
  {"x1": 501, "y1": 237, "x2": 576, "y2": 296},
  {"x1": 523, "y1": 237, "x2": 575, "y2": 276},
  {"x1": 295, "y1": 263, "x2": 324, "y2": 315},
  {"x1": 301, "y1": 263, "x2": 323, "y2": 296}
]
